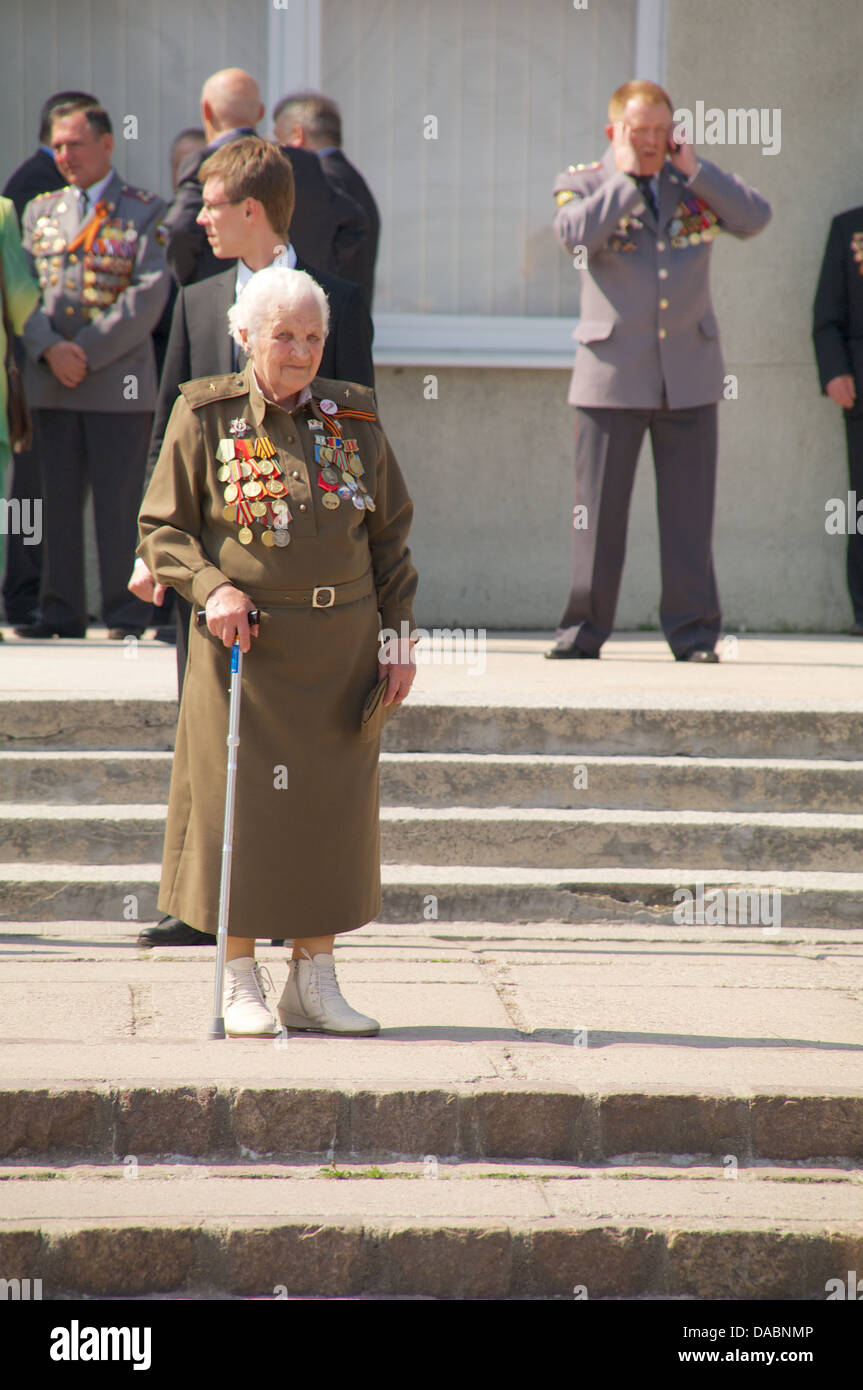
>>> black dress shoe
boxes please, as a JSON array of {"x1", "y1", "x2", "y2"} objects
[
  {"x1": 544, "y1": 641, "x2": 599, "y2": 660},
  {"x1": 677, "y1": 647, "x2": 719, "y2": 662},
  {"x1": 13, "y1": 621, "x2": 86, "y2": 638},
  {"x1": 137, "y1": 917, "x2": 214, "y2": 946}
]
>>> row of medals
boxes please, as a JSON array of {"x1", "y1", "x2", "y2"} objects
[
  {"x1": 216, "y1": 433, "x2": 375, "y2": 548},
  {"x1": 668, "y1": 198, "x2": 719, "y2": 248}
]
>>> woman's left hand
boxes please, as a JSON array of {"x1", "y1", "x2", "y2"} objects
[{"x1": 378, "y1": 638, "x2": 416, "y2": 706}]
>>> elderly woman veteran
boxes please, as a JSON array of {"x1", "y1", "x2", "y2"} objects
[{"x1": 137, "y1": 266, "x2": 417, "y2": 1037}]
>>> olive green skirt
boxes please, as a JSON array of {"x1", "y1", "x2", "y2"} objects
[{"x1": 157, "y1": 591, "x2": 383, "y2": 938}]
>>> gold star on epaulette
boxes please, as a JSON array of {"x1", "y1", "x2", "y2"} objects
[{"x1": 556, "y1": 190, "x2": 575, "y2": 206}]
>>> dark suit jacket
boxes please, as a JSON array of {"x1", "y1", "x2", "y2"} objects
[
  {"x1": 319, "y1": 148, "x2": 380, "y2": 307},
  {"x1": 161, "y1": 129, "x2": 368, "y2": 287},
  {"x1": 813, "y1": 206, "x2": 863, "y2": 417},
  {"x1": 2, "y1": 149, "x2": 66, "y2": 222},
  {"x1": 146, "y1": 258, "x2": 374, "y2": 476}
]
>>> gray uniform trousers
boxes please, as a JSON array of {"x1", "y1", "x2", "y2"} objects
[
  {"x1": 33, "y1": 408, "x2": 153, "y2": 632},
  {"x1": 555, "y1": 401, "x2": 720, "y2": 656}
]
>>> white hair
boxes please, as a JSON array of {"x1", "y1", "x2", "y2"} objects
[{"x1": 227, "y1": 266, "x2": 330, "y2": 354}]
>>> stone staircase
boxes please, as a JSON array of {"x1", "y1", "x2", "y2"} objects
[{"x1": 1, "y1": 687, "x2": 863, "y2": 1298}]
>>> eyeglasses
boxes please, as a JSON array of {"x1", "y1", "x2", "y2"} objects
[{"x1": 201, "y1": 199, "x2": 241, "y2": 212}]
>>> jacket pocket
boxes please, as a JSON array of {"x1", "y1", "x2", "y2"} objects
[
  {"x1": 698, "y1": 311, "x2": 719, "y2": 338},
  {"x1": 359, "y1": 676, "x2": 395, "y2": 742}
]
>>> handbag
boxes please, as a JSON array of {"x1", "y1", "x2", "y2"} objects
[{"x1": 0, "y1": 250, "x2": 33, "y2": 453}]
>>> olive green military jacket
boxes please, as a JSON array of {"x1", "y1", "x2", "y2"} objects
[{"x1": 137, "y1": 362, "x2": 417, "y2": 633}]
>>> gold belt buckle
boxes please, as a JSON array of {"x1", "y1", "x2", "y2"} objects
[{"x1": 312, "y1": 586, "x2": 335, "y2": 608}]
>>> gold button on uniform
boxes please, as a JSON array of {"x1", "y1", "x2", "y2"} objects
[
  {"x1": 656, "y1": 241, "x2": 666, "y2": 252},
  {"x1": 659, "y1": 268, "x2": 669, "y2": 279},
  {"x1": 658, "y1": 328, "x2": 667, "y2": 339},
  {"x1": 659, "y1": 298, "x2": 669, "y2": 310},
  {"x1": 291, "y1": 470, "x2": 300, "y2": 479},
  {"x1": 298, "y1": 503, "x2": 307, "y2": 512}
]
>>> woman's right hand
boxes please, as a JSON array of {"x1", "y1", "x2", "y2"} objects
[{"x1": 205, "y1": 583, "x2": 259, "y2": 652}]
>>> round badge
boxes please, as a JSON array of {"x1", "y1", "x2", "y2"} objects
[
  {"x1": 217, "y1": 465, "x2": 231, "y2": 483},
  {"x1": 351, "y1": 493, "x2": 366, "y2": 511},
  {"x1": 337, "y1": 484, "x2": 352, "y2": 499},
  {"x1": 259, "y1": 459, "x2": 274, "y2": 475},
  {"x1": 320, "y1": 399, "x2": 338, "y2": 415},
  {"x1": 243, "y1": 480, "x2": 262, "y2": 498},
  {"x1": 261, "y1": 530, "x2": 276, "y2": 547},
  {"x1": 273, "y1": 529, "x2": 291, "y2": 546},
  {"x1": 268, "y1": 479, "x2": 287, "y2": 497},
  {"x1": 224, "y1": 483, "x2": 239, "y2": 503},
  {"x1": 363, "y1": 495, "x2": 376, "y2": 511},
  {"x1": 688, "y1": 232, "x2": 701, "y2": 245},
  {"x1": 238, "y1": 526, "x2": 253, "y2": 545},
  {"x1": 701, "y1": 228, "x2": 715, "y2": 242},
  {"x1": 271, "y1": 498, "x2": 289, "y2": 516},
  {"x1": 240, "y1": 461, "x2": 253, "y2": 478},
  {"x1": 321, "y1": 492, "x2": 340, "y2": 509},
  {"x1": 321, "y1": 466, "x2": 340, "y2": 485},
  {"x1": 250, "y1": 501, "x2": 267, "y2": 517},
  {"x1": 222, "y1": 504, "x2": 235, "y2": 521}
]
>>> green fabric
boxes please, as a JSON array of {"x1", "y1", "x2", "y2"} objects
[{"x1": 0, "y1": 195, "x2": 40, "y2": 454}]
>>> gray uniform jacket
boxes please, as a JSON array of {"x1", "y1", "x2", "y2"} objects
[
  {"x1": 554, "y1": 148, "x2": 772, "y2": 409},
  {"x1": 20, "y1": 171, "x2": 170, "y2": 412}
]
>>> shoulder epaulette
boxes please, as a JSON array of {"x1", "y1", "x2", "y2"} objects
[
  {"x1": 179, "y1": 373, "x2": 248, "y2": 409},
  {"x1": 566, "y1": 161, "x2": 602, "y2": 173},
  {"x1": 31, "y1": 186, "x2": 68, "y2": 203},
  {"x1": 312, "y1": 376, "x2": 378, "y2": 420},
  {"x1": 120, "y1": 184, "x2": 156, "y2": 203}
]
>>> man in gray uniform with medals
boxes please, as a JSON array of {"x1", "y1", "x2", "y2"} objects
[
  {"x1": 546, "y1": 80, "x2": 771, "y2": 663},
  {"x1": 17, "y1": 99, "x2": 169, "y2": 638}
]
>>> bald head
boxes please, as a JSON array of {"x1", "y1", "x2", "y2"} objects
[{"x1": 201, "y1": 69, "x2": 264, "y2": 140}]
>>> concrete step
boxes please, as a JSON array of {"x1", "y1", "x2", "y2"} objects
[
  {"x1": 2, "y1": 866, "x2": 861, "y2": 926},
  {"x1": 5, "y1": 802, "x2": 862, "y2": 872},
  {"x1": 3, "y1": 1080, "x2": 862, "y2": 1165},
  {"x1": 5, "y1": 697, "x2": 863, "y2": 758},
  {"x1": 6, "y1": 750, "x2": 863, "y2": 813},
  {"x1": 2, "y1": 1161, "x2": 861, "y2": 1299}
]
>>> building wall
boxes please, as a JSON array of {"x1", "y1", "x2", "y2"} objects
[{"x1": 1, "y1": 0, "x2": 857, "y2": 631}]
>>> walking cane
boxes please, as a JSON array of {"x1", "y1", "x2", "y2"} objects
[{"x1": 195, "y1": 608, "x2": 260, "y2": 1039}]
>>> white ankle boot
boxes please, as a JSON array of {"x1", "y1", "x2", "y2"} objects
[
  {"x1": 224, "y1": 957, "x2": 278, "y2": 1036},
  {"x1": 277, "y1": 951, "x2": 380, "y2": 1035}
]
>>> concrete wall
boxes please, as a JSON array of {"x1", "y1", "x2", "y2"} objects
[{"x1": 378, "y1": 0, "x2": 859, "y2": 633}]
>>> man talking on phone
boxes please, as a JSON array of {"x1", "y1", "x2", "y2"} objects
[{"x1": 546, "y1": 80, "x2": 771, "y2": 663}]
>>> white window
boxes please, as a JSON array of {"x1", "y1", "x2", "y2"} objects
[{"x1": 269, "y1": 0, "x2": 666, "y2": 365}]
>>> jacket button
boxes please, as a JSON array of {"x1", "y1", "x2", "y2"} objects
[
  {"x1": 291, "y1": 470, "x2": 300, "y2": 479},
  {"x1": 656, "y1": 240, "x2": 666, "y2": 252},
  {"x1": 659, "y1": 298, "x2": 669, "y2": 310},
  {"x1": 298, "y1": 503, "x2": 307, "y2": 512},
  {"x1": 658, "y1": 328, "x2": 667, "y2": 339},
  {"x1": 658, "y1": 267, "x2": 669, "y2": 279}
]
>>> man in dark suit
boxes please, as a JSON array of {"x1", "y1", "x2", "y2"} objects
[
  {"x1": 273, "y1": 90, "x2": 380, "y2": 308},
  {"x1": 2, "y1": 90, "x2": 98, "y2": 627},
  {"x1": 546, "y1": 79, "x2": 771, "y2": 663},
  {"x1": 813, "y1": 206, "x2": 863, "y2": 634},
  {"x1": 161, "y1": 67, "x2": 367, "y2": 288},
  {"x1": 130, "y1": 137, "x2": 374, "y2": 948}
]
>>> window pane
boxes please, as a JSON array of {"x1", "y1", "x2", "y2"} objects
[{"x1": 321, "y1": 0, "x2": 638, "y2": 316}]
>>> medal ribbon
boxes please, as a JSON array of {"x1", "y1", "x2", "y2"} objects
[{"x1": 67, "y1": 199, "x2": 112, "y2": 254}]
